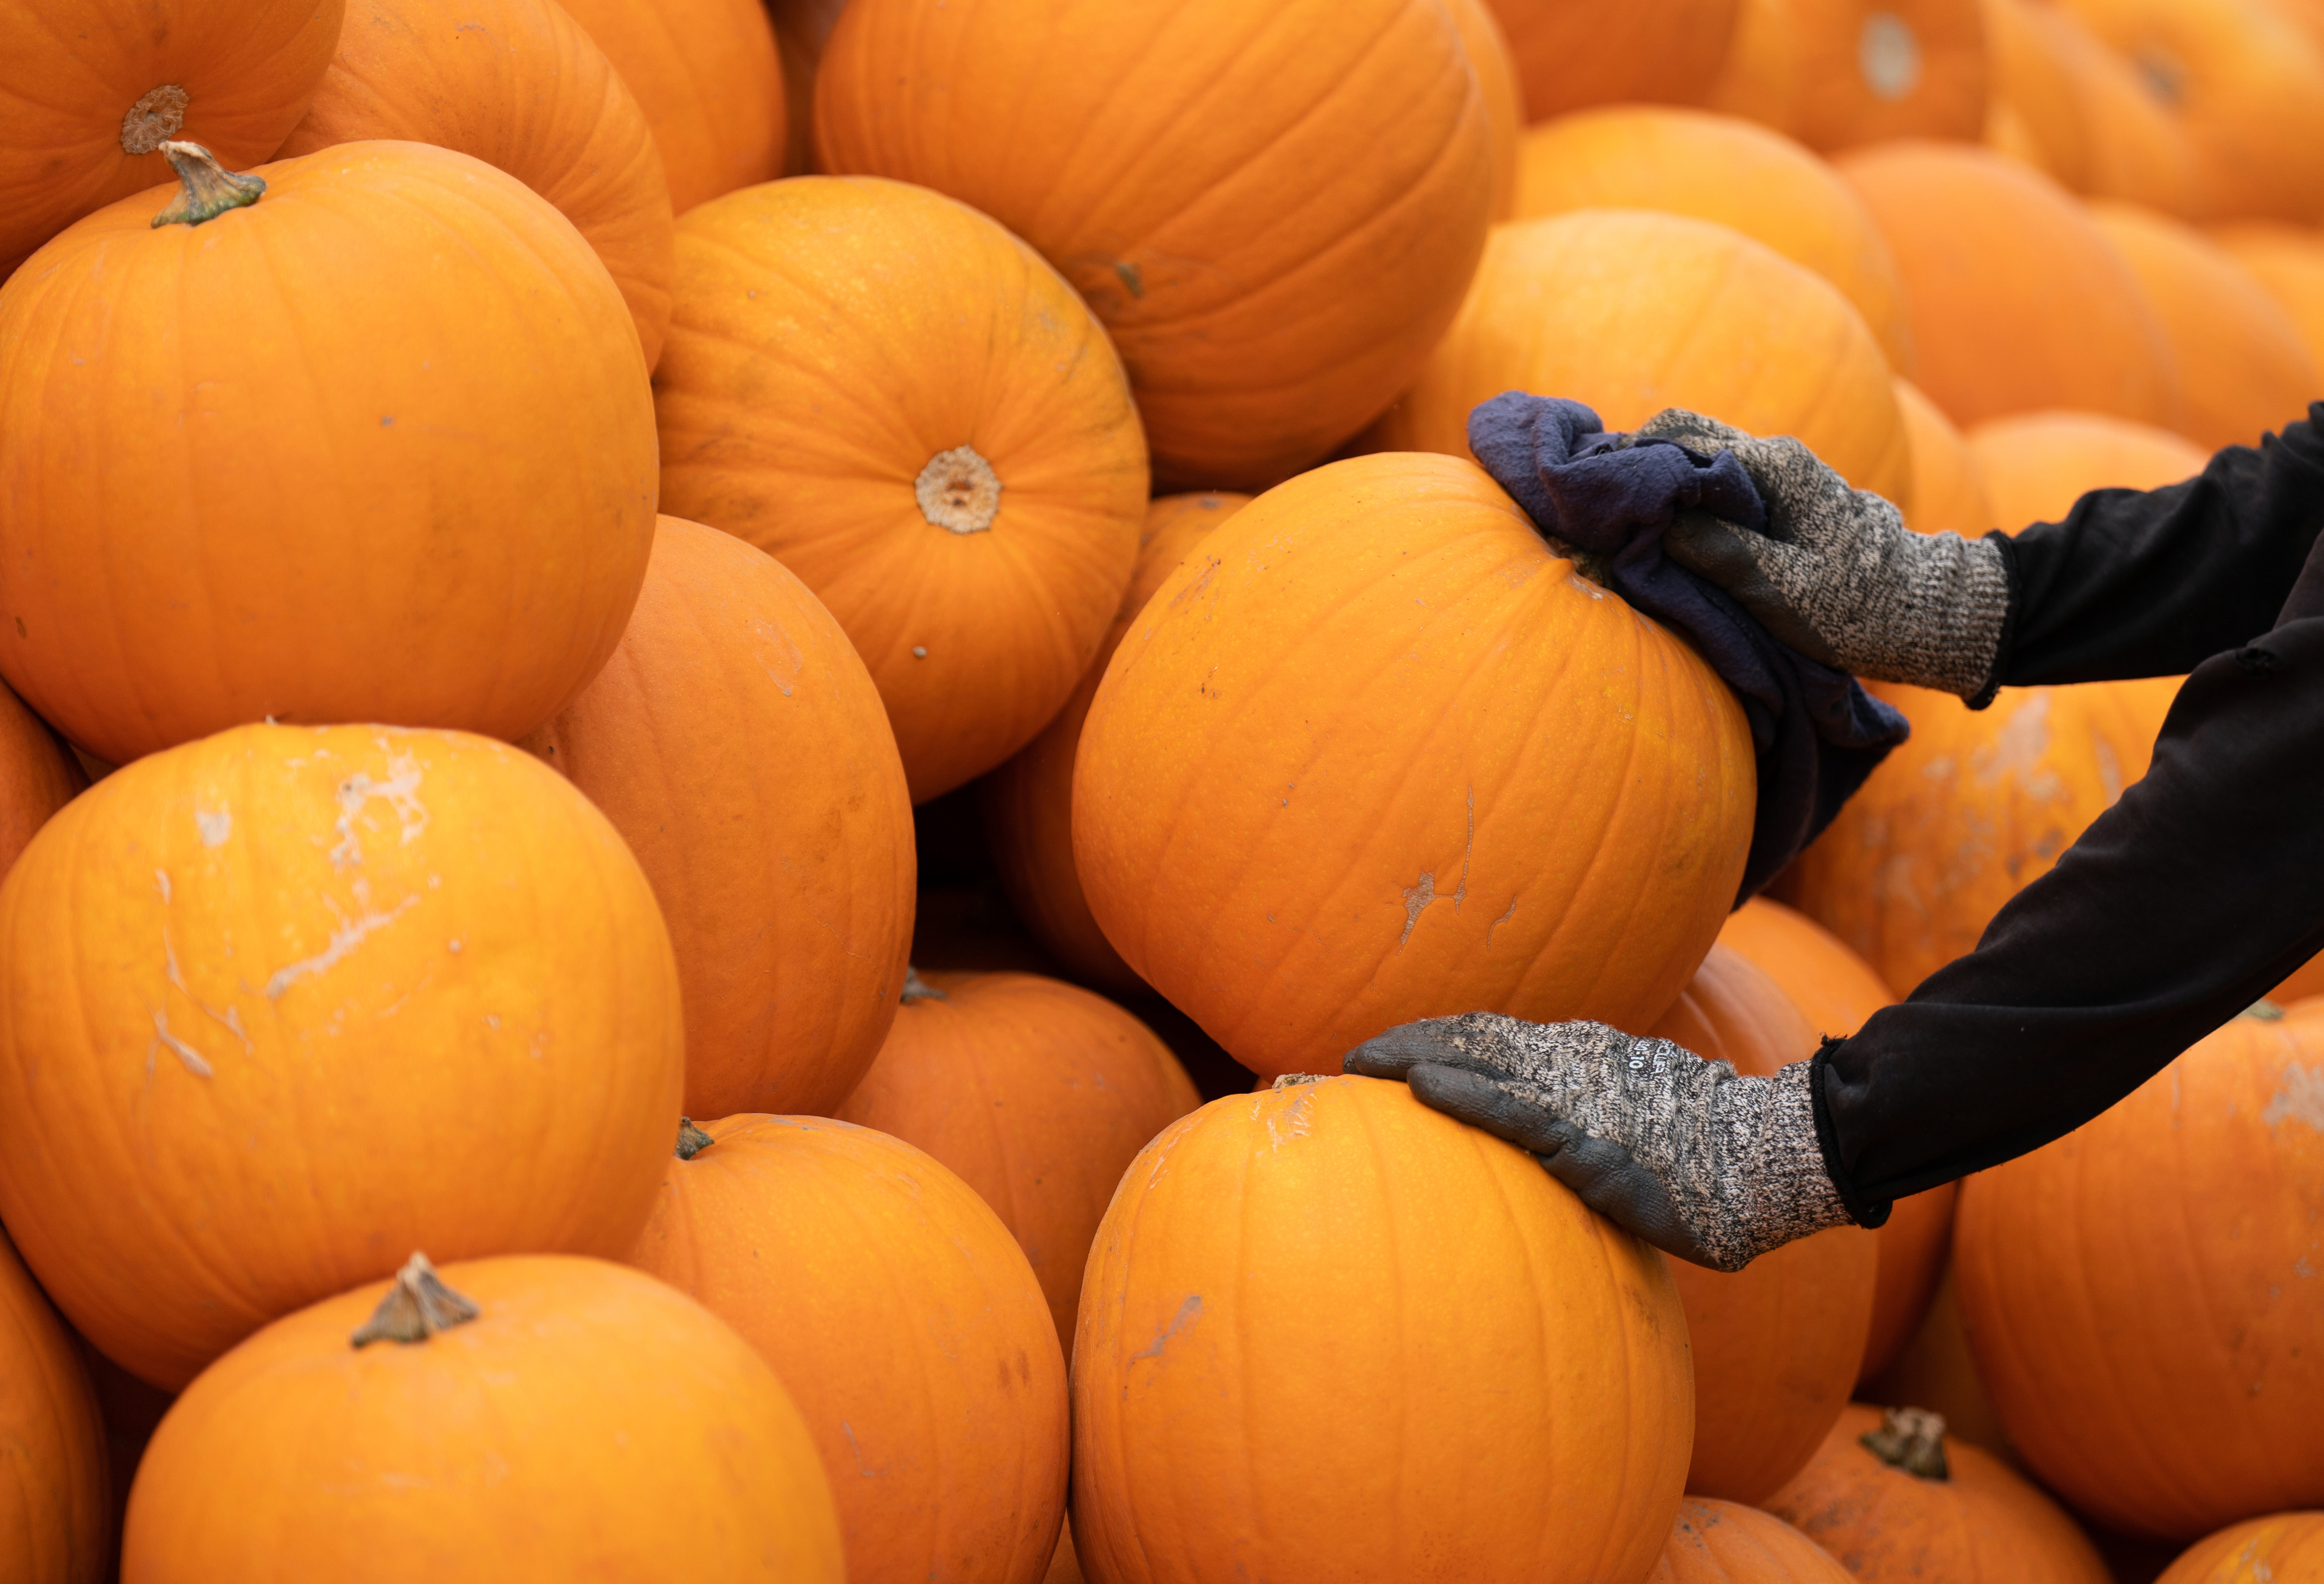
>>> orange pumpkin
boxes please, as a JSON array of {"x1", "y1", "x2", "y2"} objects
[
  {"x1": 653, "y1": 176, "x2": 1148, "y2": 803},
  {"x1": 0, "y1": 0, "x2": 345, "y2": 275},
  {"x1": 1856, "y1": 1271, "x2": 2018, "y2": 1458},
  {"x1": 1709, "y1": 0, "x2": 1990, "y2": 153},
  {"x1": 0, "y1": 724, "x2": 684, "y2": 1389},
  {"x1": 1484, "y1": 0, "x2": 1740, "y2": 121},
  {"x1": 1071, "y1": 1074, "x2": 1694, "y2": 1584},
  {"x1": 2159, "y1": 1513, "x2": 2324, "y2": 1584},
  {"x1": 521, "y1": 518, "x2": 915, "y2": 1118},
  {"x1": 275, "y1": 0, "x2": 676, "y2": 368},
  {"x1": 1509, "y1": 107, "x2": 1914, "y2": 370},
  {"x1": 1953, "y1": 1004, "x2": 2324, "y2": 1539},
  {"x1": 981, "y1": 492, "x2": 1249, "y2": 996},
  {"x1": 554, "y1": 0, "x2": 783, "y2": 214},
  {"x1": 1893, "y1": 378, "x2": 1994, "y2": 535},
  {"x1": 1966, "y1": 410, "x2": 2209, "y2": 530},
  {"x1": 1074, "y1": 452, "x2": 1755, "y2": 1084},
  {"x1": 1978, "y1": 0, "x2": 2199, "y2": 214},
  {"x1": 1767, "y1": 1404, "x2": 2110, "y2": 1582},
  {"x1": 2210, "y1": 223, "x2": 2324, "y2": 372},
  {"x1": 1649, "y1": 1499, "x2": 1855, "y2": 1584},
  {"x1": 1372, "y1": 210, "x2": 1911, "y2": 508},
  {"x1": 836, "y1": 970, "x2": 1201, "y2": 1346},
  {"x1": 1837, "y1": 140, "x2": 2181, "y2": 431},
  {"x1": 0, "y1": 683, "x2": 83, "y2": 887},
  {"x1": 813, "y1": 0, "x2": 1493, "y2": 490},
  {"x1": 1449, "y1": 0, "x2": 1523, "y2": 221},
  {"x1": 0, "y1": 141, "x2": 656, "y2": 767},
  {"x1": 120, "y1": 1254, "x2": 844, "y2": 1581},
  {"x1": 629, "y1": 1115, "x2": 1068, "y2": 1584},
  {"x1": 0, "y1": 1230, "x2": 107, "y2": 1584}
]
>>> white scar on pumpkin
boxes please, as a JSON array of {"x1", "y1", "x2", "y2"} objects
[
  {"x1": 328, "y1": 755, "x2": 428, "y2": 868},
  {"x1": 264, "y1": 886, "x2": 422, "y2": 1000},
  {"x1": 2262, "y1": 1062, "x2": 2324, "y2": 1132}
]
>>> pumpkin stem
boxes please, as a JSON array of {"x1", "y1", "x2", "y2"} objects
[
  {"x1": 1861, "y1": 1406, "x2": 1949, "y2": 1480},
  {"x1": 152, "y1": 142, "x2": 265, "y2": 230},
  {"x1": 2246, "y1": 1000, "x2": 2286, "y2": 1022},
  {"x1": 1271, "y1": 1073, "x2": 1327, "y2": 1089},
  {"x1": 915, "y1": 446, "x2": 1002, "y2": 534},
  {"x1": 350, "y1": 1253, "x2": 480, "y2": 1348},
  {"x1": 901, "y1": 967, "x2": 947, "y2": 1004},
  {"x1": 675, "y1": 1117, "x2": 715, "y2": 1159},
  {"x1": 121, "y1": 84, "x2": 190, "y2": 156}
]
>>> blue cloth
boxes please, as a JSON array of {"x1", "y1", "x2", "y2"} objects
[{"x1": 1466, "y1": 392, "x2": 1911, "y2": 903}]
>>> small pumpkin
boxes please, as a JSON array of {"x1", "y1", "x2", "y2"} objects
[
  {"x1": 1071, "y1": 1074, "x2": 1694, "y2": 1584},
  {"x1": 0, "y1": 682, "x2": 83, "y2": 887},
  {"x1": 553, "y1": 0, "x2": 784, "y2": 214},
  {"x1": 0, "y1": 1230, "x2": 107, "y2": 1584},
  {"x1": 1648, "y1": 1498, "x2": 1855, "y2": 1584},
  {"x1": 1709, "y1": 0, "x2": 1990, "y2": 153},
  {"x1": 1892, "y1": 378, "x2": 1994, "y2": 536},
  {"x1": 2158, "y1": 1513, "x2": 2324, "y2": 1584},
  {"x1": 1484, "y1": 0, "x2": 1741, "y2": 121},
  {"x1": 2209, "y1": 222, "x2": 2324, "y2": 372},
  {"x1": 119, "y1": 1254, "x2": 843, "y2": 1581},
  {"x1": 1965, "y1": 409, "x2": 2208, "y2": 531}
]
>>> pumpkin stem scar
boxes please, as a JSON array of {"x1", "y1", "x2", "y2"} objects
[
  {"x1": 900, "y1": 965, "x2": 947, "y2": 1004},
  {"x1": 120, "y1": 83, "x2": 188, "y2": 155},
  {"x1": 2246, "y1": 999, "x2": 2286, "y2": 1022},
  {"x1": 151, "y1": 141, "x2": 266, "y2": 230},
  {"x1": 675, "y1": 1117, "x2": 715, "y2": 1159},
  {"x1": 915, "y1": 445, "x2": 1002, "y2": 534},
  {"x1": 1859, "y1": 1405, "x2": 1950, "y2": 1480},
  {"x1": 350, "y1": 1253, "x2": 480, "y2": 1348},
  {"x1": 1270, "y1": 1073, "x2": 1327, "y2": 1089}
]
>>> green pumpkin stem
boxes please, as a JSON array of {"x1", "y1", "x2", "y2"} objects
[
  {"x1": 152, "y1": 141, "x2": 264, "y2": 230},
  {"x1": 350, "y1": 1253, "x2": 480, "y2": 1348},
  {"x1": 675, "y1": 1117, "x2": 715, "y2": 1160},
  {"x1": 2246, "y1": 999, "x2": 2286, "y2": 1022},
  {"x1": 901, "y1": 966, "x2": 947, "y2": 1004},
  {"x1": 1861, "y1": 1406, "x2": 1950, "y2": 1480}
]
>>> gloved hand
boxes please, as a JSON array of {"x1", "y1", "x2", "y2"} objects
[
  {"x1": 1635, "y1": 408, "x2": 2012, "y2": 702},
  {"x1": 1342, "y1": 1014, "x2": 1857, "y2": 1271}
]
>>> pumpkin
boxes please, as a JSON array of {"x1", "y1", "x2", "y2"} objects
[
  {"x1": 2210, "y1": 223, "x2": 2324, "y2": 372},
  {"x1": 1646, "y1": 945, "x2": 1878, "y2": 1505},
  {"x1": 653, "y1": 176, "x2": 1147, "y2": 803},
  {"x1": 1836, "y1": 141, "x2": 2181, "y2": 431},
  {"x1": 1953, "y1": 1003, "x2": 2324, "y2": 1539},
  {"x1": 1858, "y1": 1272, "x2": 2018, "y2": 1458},
  {"x1": 1978, "y1": 0, "x2": 2198, "y2": 214},
  {"x1": 0, "y1": 683, "x2": 83, "y2": 887},
  {"x1": 0, "y1": 1230, "x2": 107, "y2": 1584},
  {"x1": 1370, "y1": 210, "x2": 1911, "y2": 508},
  {"x1": 0, "y1": 0, "x2": 345, "y2": 275},
  {"x1": 629, "y1": 1115, "x2": 1068, "y2": 1584},
  {"x1": 119, "y1": 1254, "x2": 843, "y2": 1581},
  {"x1": 521, "y1": 518, "x2": 914, "y2": 1117},
  {"x1": 1709, "y1": 0, "x2": 1990, "y2": 153},
  {"x1": 274, "y1": 0, "x2": 676, "y2": 368},
  {"x1": 1071, "y1": 1073, "x2": 1694, "y2": 1584},
  {"x1": 981, "y1": 492, "x2": 1249, "y2": 996},
  {"x1": 1509, "y1": 107, "x2": 1914, "y2": 371},
  {"x1": 2158, "y1": 1513, "x2": 2324, "y2": 1584},
  {"x1": 1716, "y1": 899, "x2": 1958, "y2": 1387},
  {"x1": 0, "y1": 723, "x2": 683, "y2": 1389},
  {"x1": 1449, "y1": 0, "x2": 1522, "y2": 221},
  {"x1": 2089, "y1": 203, "x2": 2320, "y2": 450},
  {"x1": 1892, "y1": 378, "x2": 1994, "y2": 535},
  {"x1": 1649, "y1": 1499, "x2": 1855, "y2": 1584},
  {"x1": 0, "y1": 141, "x2": 656, "y2": 767},
  {"x1": 1484, "y1": 0, "x2": 1740, "y2": 121},
  {"x1": 1073, "y1": 452, "x2": 1755, "y2": 1084},
  {"x1": 553, "y1": 0, "x2": 783, "y2": 214},
  {"x1": 812, "y1": 0, "x2": 1493, "y2": 491},
  {"x1": 1767, "y1": 1404, "x2": 2111, "y2": 1582},
  {"x1": 836, "y1": 970, "x2": 1201, "y2": 1346},
  {"x1": 1965, "y1": 410, "x2": 2209, "y2": 531}
]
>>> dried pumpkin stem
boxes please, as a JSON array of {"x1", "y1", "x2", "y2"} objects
[
  {"x1": 121, "y1": 84, "x2": 190, "y2": 156},
  {"x1": 901, "y1": 966, "x2": 947, "y2": 1004},
  {"x1": 915, "y1": 446, "x2": 1001, "y2": 534},
  {"x1": 676, "y1": 1117, "x2": 715, "y2": 1159},
  {"x1": 152, "y1": 141, "x2": 265, "y2": 230},
  {"x1": 1861, "y1": 1405, "x2": 1950, "y2": 1480},
  {"x1": 350, "y1": 1253, "x2": 480, "y2": 1348},
  {"x1": 1271, "y1": 1073, "x2": 1327, "y2": 1090}
]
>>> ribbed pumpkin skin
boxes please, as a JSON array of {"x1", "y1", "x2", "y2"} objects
[
  {"x1": 981, "y1": 494, "x2": 1249, "y2": 997},
  {"x1": 1894, "y1": 378, "x2": 1994, "y2": 536},
  {"x1": 1838, "y1": 141, "x2": 2181, "y2": 431},
  {"x1": 2211, "y1": 223, "x2": 2324, "y2": 373},
  {"x1": 1965, "y1": 410, "x2": 2208, "y2": 530},
  {"x1": 1447, "y1": 0, "x2": 1522, "y2": 220},
  {"x1": 1709, "y1": 0, "x2": 1990, "y2": 153},
  {"x1": 0, "y1": 142, "x2": 658, "y2": 768},
  {"x1": 0, "y1": 724, "x2": 684, "y2": 1389},
  {"x1": 0, "y1": 0, "x2": 344, "y2": 275},
  {"x1": 812, "y1": 0, "x2": 1493, "y2": 491},
  {"x1": 554, "y1": 0, "x2": 783, "y2": 214},
  {"x1": 0, "y1": 1233, "x2": 107, "y2": 1584},
  {"x1": 1511, "y1": 107, "x2": 1914, "y2": 371},
  {"x1": 119, "y1": 1255, "x2": 844, "y2": 1582},
  {"x1": 1767, "y1": 1404, "x2": 2110, "y2": 1582},
  {"x1": 2159, "y1": 1513, "x2": 2324, "y2": 1584},
  {"x1": 654, "y1": 176, "x2": 1148, "y2": 803},
  {"x1": 1074, "y1": 453, "x2": 1755, "y2": 1083},
  {"x1": 1648, "y1": 946, "x2": 1878, "y2": 1506},
  {"x1": 0, "y1": 684, "x2": 83, "y2": 886},
  {"x1": 1648, "y1": 1499, "x2": 1856, "y2": 1584},
  {"x1": 1373, "y1": 211, "x2": 1912, "y2": 510},
  {"x1": 628, "y1": 1116, "x2": 1068, "y2": 1584},
  {"x1": 836, "y1": 971, "x2": 1201, "y2": 1346},
  {"x1": 275, "y1": 0, "x2": 675, "y2": 368},
  {"x1": 1954, "y1": 1006, "x2": 2324, "y2": 1539},
  {"x1": 1484, "y1": 0, "x2": 1740, "y2": 121},
  {"x1": 1071, "y1": 1075, "x2": 1694, "y2": 1584},
  {"x1": 521, "y1": 518, "x2": 914, "y2": 1117},
  {"x1": 1981, "y1": 0, "x2": 2200, "y2": 216}
]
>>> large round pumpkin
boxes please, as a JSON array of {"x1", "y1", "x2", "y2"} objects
[
  {"x1": 1650, "y1": 1499, "x2": 1855, "y2": 1584},
  {"x1": 836, "y1": 970, "x2": 1201, "y2": 1346},
  {"x1": 812, "y1": 0, "x2": 1493, "y2": 490},
  {"x1": 1510, "y1": 107, "x2": 1914, "y2": 370},
  {"x1": 1965, "y1": 409, "x2": 2208, "y2": 530},
  {"x1": 554, "y1": 0, "x2": 783, "y2": 214},
  {"x1": 1953, "y1": 1004, "x2": 2324, "y2": 1539},
  {"x1": 2210, "y1": 223, "x2": 2324, "y2": 372},
  {"x1": 2159, "y1": 1513, "x2": 2324, "y2": 1584},
  {"x1": 0, "y1": 1231, "x2": 107, "y2": 1584},
  {"x1": 982, "y1": 493, "x2": 1248, "y2": 996},
  {"x1": 628, "y1": 1115, "x2": 1068, "y2": 1584},
  {"x1": 0, "y1": 684, "x2": 82, "y2": 887},
  {"x1": 119, "y1": 1254, "x2": 843, "y2": 1582},
  {"x1": 0, "y1": 723, "x2": 684, "y2": 1389},
  {"x1": 1837, "y1": 140, "x2": 2181, "y2": 430},
  {"x1": 653, "y1": 176, "x2": 1148, "y2": 803},
  {"x1": 1709, "y1": 0, "x2": 1990, "y2": 153},
  {"x1": 1484, "y1": 0, "x2": 1740, "y2": 121},
  {"x1": 1893, "y1": 378, "x2": 1994, "y2": 536},
  {"x1": 275, "y1": 0, "x2": 676, "y2": 367},
  {"x1": 1370, "y1": 210, "x2": 1911, "y2": 508},
  {"x1": 1074, "y1": 452, "x2": 1755, "y2": 1083},
  {"x1": 0, "y1": 140, "x2": 657, "y2": 767},
  {"x1": 1071, "y1": 1073, "x2": 1694, "y2": 1584},
  {"x1": 0, "y1": 0, "x2": 345, "y2": 275},
  {"x1": 522, "y1": 518, "x2": 913, "y2": 1117}
]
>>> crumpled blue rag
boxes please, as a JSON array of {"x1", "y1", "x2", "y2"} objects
[{"x1": 1467, "y1": 392, "x2": 1911, "y2": 904}]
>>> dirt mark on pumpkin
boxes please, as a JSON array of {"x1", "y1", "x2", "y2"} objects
[{"x1": 1129, "y1": 1294, "x2": 1204, "y2": 1362}]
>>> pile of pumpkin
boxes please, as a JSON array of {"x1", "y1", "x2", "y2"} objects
[{"x1": 0, "y1": 0, "x2": 2318, "y2": 1579}]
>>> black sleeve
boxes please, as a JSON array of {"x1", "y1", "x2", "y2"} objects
[
  {"x1": 1992, "y1": 402, "x2": 2324, "y2": 688},
  {"x1": 1809, "y1": 541, "x2": 2324, "y2": 1214}
]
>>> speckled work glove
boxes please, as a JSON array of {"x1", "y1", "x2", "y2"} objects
[
  {"x1": 1343, "y1": 1015, "x2": 1856, "y2": 1271},
  {"x1": 1636, "y1": 408, "x2": 2012, "y2": 701}
]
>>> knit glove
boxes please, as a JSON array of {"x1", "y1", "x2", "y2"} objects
[
  {"x1": 1635, "y1": 408, "x2": 2012, "y2": 701},
  {"x1": 1342, "y1": 1014, "x2": 1856, "y2": 1271}
]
